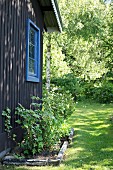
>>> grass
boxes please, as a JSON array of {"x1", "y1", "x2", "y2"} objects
[{"x1": 1, "y1": 101, "x2": 113, "y2": 170}]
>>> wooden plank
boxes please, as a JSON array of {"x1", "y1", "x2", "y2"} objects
[
  {"x1": 14, "y1": 0, "x2": 18, "y2": 128},
  {"x1": 11, "y1": 0, "x2": 15, "y2": 127},
  {"x1": 22, "y1": 0, "x2": 26, "y2": 107},
  {"x1": 0, "y1": 133, "x2": 9, "y2": 153},
  {"x1": 9, "y1": 0, "x2": 13, "y2": 128},
  {"x1": 18, "y1": 0, "x2": 22, "y2": 106},
  {"x1": 5, "y1": 0, "x2": 9, "y2": 108},
  {"x1": 1, "y1": 0, "x2": 5, "y2": 133},
  {"x1": 16, "y1": 0, "x2": 20, "y2": 127},
  {"x1": 0, "y1": 0, "x2": 3, "y2": 133},
  {"x1": 3, "y1": 0, "x2": 7, "y2": 113},
  {"x1": 7, "y1": 0, "x2": 10, "y2": 110}
]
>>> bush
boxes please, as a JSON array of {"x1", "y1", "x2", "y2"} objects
[
  {"x1": 51, "y1": 73, "x2": 84, "y2": 101},
  {"x1": 15, "y1": 104, "x2": 43, "y2": 155},
  {"x1": 83, "y1": 81, "x2": 113, "y2": 103},
  {"x1": 51, "y1": 73, "x2": 113, "y2": 104},
  {"x1": 15, "y1": 87, "x2": 74, "y2": 156},
  {"x1": 59, "y1": 121, "x2": 70, "y2": 138},
  {"x1": 92, "y1": 82, "x2": 113, "y2": 103}
]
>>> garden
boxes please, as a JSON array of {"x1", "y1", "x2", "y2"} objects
[{"x1": 1, "y1": 102, "x2": 113, "y2": 170}]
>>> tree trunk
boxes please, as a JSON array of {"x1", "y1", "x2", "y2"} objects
[{"x1": 46, "y1": 34, "x2": 51, "y2": 92}]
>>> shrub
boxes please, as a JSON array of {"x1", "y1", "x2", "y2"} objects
[
  {"x1": 15, "y1": 87, "x2": 74, "y2": 156},
  {"x1": 59, "y1": 121, "x2": 70, "y2": 138},
  {"x1": 2, "y1": 108, "x2": 12, "y2": 137},
  {"x1": 15, "y1": 104, "x2": 43, "y2": 156},
  {"x1": 92, "y1": 82, "x2": 113, "y2": 103},
  {"x1": 51, "y1": 73, "x2": 84, "y2": 101},
  {"x1": 51, "y1": 73, "x2": 113, "y2": 104},
  {"x1": 83, "y1": 81, "x2": 113, "y2": 103}
]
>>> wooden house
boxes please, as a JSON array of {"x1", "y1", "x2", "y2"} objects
[{"x1": 0, "y1": 0, "x2": 62, "y2": 154}]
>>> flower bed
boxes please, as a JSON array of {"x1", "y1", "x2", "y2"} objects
[{"x1": 2, "y1": 128, "x2": 74, "y2": 166}]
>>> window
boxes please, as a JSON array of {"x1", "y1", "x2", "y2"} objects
[{"x1": 26, "y1": 19, "x2": 40, "y2": 82}]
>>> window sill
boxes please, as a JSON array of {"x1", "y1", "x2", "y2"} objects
[{"x1": 26, "y1": 75, "x2": 40, "y2": 83}]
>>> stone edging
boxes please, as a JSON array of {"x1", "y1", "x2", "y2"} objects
[
  {"x1": 2, "y1": 128, "x2": 74, "y2": 166},
  {"x1": 0, "y1": 148, "x2": 11, "y2": 161}
]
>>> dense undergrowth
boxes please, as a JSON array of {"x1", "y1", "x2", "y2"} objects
[{"x1": 51, "y1": 73, "x2": 113, "y2": 104}]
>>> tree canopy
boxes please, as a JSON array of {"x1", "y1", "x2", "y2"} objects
[{"x1": 43, "y1": 0, "x2": 113, "y2": 82}]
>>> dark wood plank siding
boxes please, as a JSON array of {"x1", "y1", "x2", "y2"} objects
[
  {"x1": 0, "y1": 0, "x2": 44, "y2": 152},
  {"x1": 0, "y1": 0, "x2": 3, "y2": 134}
]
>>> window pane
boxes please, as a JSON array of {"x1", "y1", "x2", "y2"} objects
[
  {"x1": 30, "y1": 29, "x2": 35, "y2": 44},
  {"x1": 29, "y1": 43, "x2": 35, "y2": 59},
  {"x1": 29, "y1": 58, "x2": 35, "y2": 74},
  {"x1": 29, "y1": 28, "x2": 35, "y2": 59}
]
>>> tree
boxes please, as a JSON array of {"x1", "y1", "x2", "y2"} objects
[
  {"x1": 43, "y1": 0, "x2": 113, "y2": 83},
  {"x1": 57, "y1": 0, "x2": 111, "y2": 81},
  {"x1": 43, "y1": 32, "x2": 70, "y2": 81}
]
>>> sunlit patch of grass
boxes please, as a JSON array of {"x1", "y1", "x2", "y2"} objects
[
  {"x1": 95, "y1": 124, "x2": 110, "y2": 129},
  {"x1": 101, "y1": 147, "x2": 113, "y2": 151}
]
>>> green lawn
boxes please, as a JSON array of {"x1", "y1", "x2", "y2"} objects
[{"x1": 1, "y1": 102, "x2": 113, "y2": 170}]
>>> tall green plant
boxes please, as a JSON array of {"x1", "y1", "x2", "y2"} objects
[
  {"x1": 15, "y1": 104, "x2": 43, "y2": 156},
  {"x1": 15, "y1": 88, "x2": 74, "y2": 156},
  {"x1": 2, "y1": 108, "x2": 12, "y2": 137}
]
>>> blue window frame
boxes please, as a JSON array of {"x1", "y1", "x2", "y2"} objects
[{"x1": 26, "y1": 19, "x2": 40, "y2": 82}]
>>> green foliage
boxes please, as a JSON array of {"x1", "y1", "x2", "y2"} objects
[
  {"x1": 92, "y1": 82, "x2": 113, "y2": 103},
  {"x1": 51, "y1": 73, "x2": 80, "y2": 99},
  {"x1": 55, "y1": 0, "x2": 109, "y2": 80},
  {"x1": 59, "y1": 121, "x2": 70, "y2": 138},
  {"x1": 51, "y1": 73, "x2": 113, "y2": 104},
  {"x1": 2, "y1": 108, "x2": 12, "y2": 137},
  {"x1": 43, "y1": 0, "x2": 113, "y2": 107},
  {"x1": 47, "y1": 86, "x2": 74, "y2": 118},
  {"x1": 82, "y1": 81, "x2": 113, "y2": 103},
  {"x1": 15, "y1": 104, "x2": 43, "y2": 156},
  {"x1": 39, "y1": 87, "x2": 74, "y2": 148},
  {"x1": 101, "y1": 6, "x2": 113, "y2": 76},
  {"x1": 43, "y1": 0, "x2": 113, "y2": 82},
  {"x1": 43, "y1": 33, "x2": 70, "y2": 80},
  {"x1": 43, "y1": 0, "x2": 113, "y2": 106},
  {"x1": 15, "y1": 88, "x2": 74, "y2": 156}
]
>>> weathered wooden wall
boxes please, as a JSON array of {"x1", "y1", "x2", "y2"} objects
[{"x1": 0, "y1": 0, "x2": 44, "y2": 152}]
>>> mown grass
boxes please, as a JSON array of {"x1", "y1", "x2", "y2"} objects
[{"x1": 1, "y1": 101, "x2": 113, "y2": 170}]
